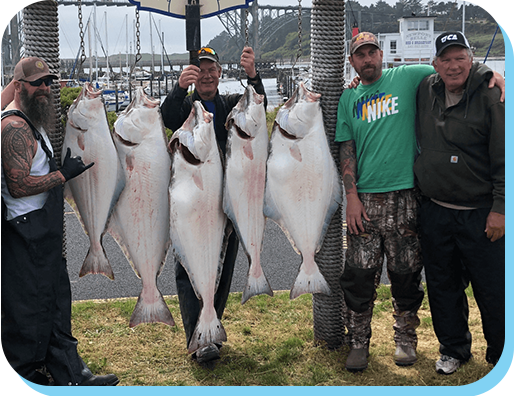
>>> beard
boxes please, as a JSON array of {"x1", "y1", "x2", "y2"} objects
[
  {"x1": 19, "y1": 84, "x2": 56, "y2": 133},
  {"x1": 359, "y1": 64, "x2": 382, "y2": 84}
]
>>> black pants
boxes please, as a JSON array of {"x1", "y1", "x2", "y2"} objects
[
  {"x1": 420, "y1": 200, "x2": 505, "y2": 364},
  {"x1": 175, "y1": 230, "x2": 239, "y2": 349},
  {"x1": 1, "y1": 190, "x2": 92, "y2": 385}
]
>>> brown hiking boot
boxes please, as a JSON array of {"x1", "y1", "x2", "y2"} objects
[
  {"x1": 345, "y1": 347, "x2": 369, "y2": 372},
  {"x1": 394, "y1": 343, "x2": 417, "y2": 366}
]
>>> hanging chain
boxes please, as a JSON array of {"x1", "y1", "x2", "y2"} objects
[
  {"x1": 296, "y1": 0, "x2": 303, "y2": 62},
  {"x1": 128, "y1": 7, "x2": 142, "y2": 97},
  {"x1": 78, "y1": 0, "x2": 86, "y2": 72},
  {"x1": 135, "y1": 8, "x2": 142, "y2": 65},
  {"x1": 239, "y1": 8, "x2": 250, "y2": 88},
  {"x1": 244, "y1": 8, "x2": 250, "y2": 47},
  {"x1": 291, "y1": 0, "x2": 303, "y2": 76}
]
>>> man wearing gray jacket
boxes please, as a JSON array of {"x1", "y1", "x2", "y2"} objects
[{"x1": 414, "y1": 32, "x2": 505, "y2": 375}]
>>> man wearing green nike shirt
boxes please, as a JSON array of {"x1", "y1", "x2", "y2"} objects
[{"x1": 335, "y1": 32, "x2": 504, "y2": 373}]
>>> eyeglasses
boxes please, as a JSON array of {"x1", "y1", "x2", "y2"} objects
[{"x1": 20, "y1": 77, "x2": 55, "y2": 87}]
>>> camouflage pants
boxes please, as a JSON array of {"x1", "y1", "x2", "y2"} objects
[{"x1": 340, "y1": 189, "x2": 424, "y2": 349}]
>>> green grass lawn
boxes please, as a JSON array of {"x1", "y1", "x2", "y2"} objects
[{"x1": 72, "y1": 285, "x2": 494, "y2": 386}]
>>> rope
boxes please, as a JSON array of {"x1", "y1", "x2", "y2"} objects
[
  {"x1": 311, "y1": 0, "x2": 347, "y2": 350},
  {"x1": 22, "y1": 0, "x2": 66, "y2": 257},
  {"x1": 22, "y1": 0, "x2": 62, "y2": 165}
]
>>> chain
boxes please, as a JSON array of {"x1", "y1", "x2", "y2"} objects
[
  {"x1": 296, "y1": 0, "x2": 302, "y2": 61},
  {"x1": 245, "y1": 8, "x2": 249, "y2": 47},
  {"x1": 78, "y1": 0, "x2": 86, "y2": 70},
  {"x1": 239, "y1": 8, "x2": 250, "y2": 88},
  {"x1": 291, "y1": 0, "x2": 303, "y2": 76},
  {"x1": 135, "y1": 8, "x2": 142, "y2": 65}
]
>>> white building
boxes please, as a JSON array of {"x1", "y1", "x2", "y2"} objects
[
  {"x1": 346, "y1": 15, "x2": 505, "y2": 81},
  {"x1": 380, "y1": 16, "x2": 437, "y2": 68}
]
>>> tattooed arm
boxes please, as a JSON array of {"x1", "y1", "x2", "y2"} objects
[
  {"x1": 339, "y1": 140, "x2": 369, "y2": 235},
  {"x1": 1, "y1": 119, "x2": 65, "y2": 198}
]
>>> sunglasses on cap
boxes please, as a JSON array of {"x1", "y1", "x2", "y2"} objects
[
  {"x1": 20, "y1": 77, "x2": 55, "y2": 87},
  {"x1": 198, "y1": 47, "x2": 216, "y2": 56}
]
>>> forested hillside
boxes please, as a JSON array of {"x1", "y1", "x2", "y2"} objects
[{"x1": 207, "y1": 0, "x2": 504, "y2": 61}]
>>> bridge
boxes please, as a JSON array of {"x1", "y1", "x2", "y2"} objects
[{"x1": 2, "y1": 0, "x2": 312, "y2": 76}]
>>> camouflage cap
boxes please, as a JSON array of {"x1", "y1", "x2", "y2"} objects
[{"x1": 350, "y1": 32, "x2": 381, "y2": 55}]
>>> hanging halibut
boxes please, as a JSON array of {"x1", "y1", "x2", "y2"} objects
[
  {"x1": 109, "y1": 87, "x2": 174, "y2": 328},
  {"x1": 63, "y1": 82, "x2": 125, "y2": 280},
  {"x1": 264, "y1": 82, "x2": 342, "y2": 299},
  {"x1": 169, "y1": 101, "x2": 228, "y2": 353},
  {"x1": 224, "y1": 85, "x2": 272, "y2": 304}
]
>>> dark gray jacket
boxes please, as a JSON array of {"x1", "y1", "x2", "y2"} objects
[{"x1": 414, "y1": 63, "x2": 505, "y2": 214}]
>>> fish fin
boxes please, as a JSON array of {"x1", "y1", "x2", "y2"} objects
[
  {"x1": 187, "y1": 306, "x2": 227, "y2": 354},
  {"x1": 129, "y1": 292, "x2": 175, "y2": 328},
  {"x1": 264, "y1": 182, "x2": 301, "y2": 255},
  {"x1": 107, "y1": 213, "x2": 140, "y2": 277},
  {"x1": 241, "y1": 271, "x2": 273, "y2": 304},
  {"x1": 63, "y1": 183, "x2": 72, "y2": 201},
  {"x1": 316, "y1": 170, "x2": 343, "y2": 252},
  {"x1": 263, "y1": 181, "x2": 282, "y2": 223},
  {"x1": 108, "y1": 158, "x2": 127, "y2": 217},
  {"x1": 290, "y1": 259, "x2": 331, "y2": 299},
  {"x1": 79, "y1": 245, "x2": 115, "y2": 280}
]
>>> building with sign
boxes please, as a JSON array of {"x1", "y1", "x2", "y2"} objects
[{"x1": 380, "y1": 16, "x2": 437, "y2": 68}]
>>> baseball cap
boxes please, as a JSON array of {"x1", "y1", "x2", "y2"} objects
[
  {"x1": 350, "y1": 32, "x2": 381, "y2": 55},
  {"x1": 14, "y1": 57, "x2": 58, "y2": 82},
  {"x1": 435, "y1": 32, "x2": 470, "y2": 57},
  {"x1": 198, "y1": 47, "x2": 220, "y2": 63}
]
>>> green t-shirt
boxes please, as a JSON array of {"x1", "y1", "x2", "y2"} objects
[{"x1": 336, "y1": 65, "x2": 434, "y2": 193}]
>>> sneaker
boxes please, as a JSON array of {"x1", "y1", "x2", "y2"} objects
[
  {"x1": 436, "y1": 355, "x2": 462, "y2": 375},
  {"x1": 394, "y1": 344, "x2": 417, "y2": 366},
  {"x1": 345, "y1": 347, "x2": 369, "y2": 372}
]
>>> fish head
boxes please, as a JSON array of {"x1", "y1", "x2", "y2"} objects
[
  {"x1": 113, "y1": 88, "x2": 161, "y2": 146},
  {"x1": 274, "y1": 82, "x2": 321, "y2": 139},
  {"x1": 66, "y1": 82, "x2": 105, "y2": 132},
  {"x1": 225, "y1": 85, "x2": 265, "y2": 140},
  {"x1": 169, "y1": 101, "x2": 214, "y2": 164}
]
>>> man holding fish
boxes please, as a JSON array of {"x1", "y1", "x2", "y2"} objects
[
  {"x1": 336, "y1": 32, "x2": 504, "y2": 373},
  {"x1": 1, "y1": 57, "x2": 119, "y2": 385},
  {"x1": 161, "y1": 46, "x2": 267, "y2": 364}
]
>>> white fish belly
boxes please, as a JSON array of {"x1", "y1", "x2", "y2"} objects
[
  {"x1": 224, "y1": 134, "x2": 268, "y2": 258},
  {"x1": 265, "y1": 129, "x2": 340, "y2": 298},
  {"x1": 170, "y1": 151, "x2": 227, "y2": 351},
  {"x1": 224, "y1": 129, "x2": 271, "y2": 303},
  {"x1": 110, "y1": 134, "x2": 173, "y2": 327},
  {"x1": 112, "y1": 139, "x2": 170, "y2": 275},
  {"x1": 170, "y1": 157, "x2": 225, "y2": 299},
  {"x1": 64, "y1": 114, "x2": 123, "y2": 279},
  {"x1": 266, "y1": 133, "x2": 334, "y2": 253}
]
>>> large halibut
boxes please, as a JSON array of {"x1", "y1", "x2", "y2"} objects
[
  {"x1": 264, "y1": 82, "x2": 342, "y2": 299},
  {"x1": 224, "y1": 85, "x2": 272, "y2": 304},
  {"x1": 169, "y1": 101, "x2": 228, "y2": 353},
  {"x1": 63, "y1": 82, "x2": 125, "y2": 280},
  {"x1": 110, "y1": 87, "x2": 174, "y2": 328}
]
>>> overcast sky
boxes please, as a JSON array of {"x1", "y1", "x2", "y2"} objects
[{"x1": 1, "y1": 0, "x2": 510, "y2": 61}]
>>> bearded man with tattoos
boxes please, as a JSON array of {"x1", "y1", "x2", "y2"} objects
[{"x1": 1, "y1": 57, "x2": 118, "y2": 386}]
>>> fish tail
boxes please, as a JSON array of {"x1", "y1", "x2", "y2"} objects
[
  {"x1": 129, "y1": 292, "x2": 175, "y2": 328},
  {"x1": 187, "y1": 306, "x2": 227, "y2": 354},
  {"x1": 290, "y1": 259, "x2": 331, "y2": 299},
  {"x1": 241, "y1": 263, "x2": 273, "y2": 304},
  {"x1": 79, "y1": 247, "x2": 115, "y2": 280}
]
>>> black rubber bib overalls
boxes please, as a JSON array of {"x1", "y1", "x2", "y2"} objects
[{"x1": 1, "y1": 110, "x2": 92, "y2": 385}]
